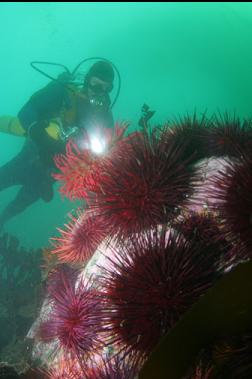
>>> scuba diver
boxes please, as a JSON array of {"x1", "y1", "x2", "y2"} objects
[{"x1": 0, "y1": 58, "x2": 118, "y2": 231}]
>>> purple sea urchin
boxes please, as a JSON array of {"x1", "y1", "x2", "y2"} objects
[
  {"x1": 37, "y1": 268, "x2": 102, "y2": 359},
  {"x1": 95, "y1": 226, "x2": 221, "y2": 358},
  {"x1": 208, "y1": 154, "x2": 252, "y2": 261}
]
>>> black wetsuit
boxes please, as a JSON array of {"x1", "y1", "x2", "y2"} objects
[{"x1": 0, "y1": 80, "x2": 113, "y2": 230}]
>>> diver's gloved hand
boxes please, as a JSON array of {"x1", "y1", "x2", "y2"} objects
[{"x1": 29, "y1": 121, "x2": 65, "y2": 167}]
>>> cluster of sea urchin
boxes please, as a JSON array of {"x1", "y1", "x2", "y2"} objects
[{"x1": 35, "y1": 115, "x2": 252, "y2": 377}]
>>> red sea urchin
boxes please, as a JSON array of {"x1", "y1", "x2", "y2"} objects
[
  {"x1": 53, "y1": 123, "x2": 129, "y2": 201},
  {"x1": 53, "y1": 139, "x2": 96, "y2": 200},
  {"x1": 186, "y1": 362, "x2": 214, "y2": 379},
  {"x1": 95, "y1": 226, "x2": 221, "y2": 358},
  {"x1": 174, "y1": 211, "x2": 221, "y2": 244},
  {"x1": 208, "y1": 154, "x2": 252, "y2": 261},
  {"x1": 81, "y1": 352, "x2": 141, "y2": 379},
  {"x1": 204, "y1": 114, "x2": 252, "y2": 159},
  {"x1": 51, "y1": 210, "x2": 108, "y2": 264},
  {"x1": 37, "y1": 267, "x2": 102, "y2": 360},
  {"x1": 174, "y1": 211, "x2": 231, "y2": 268},
  {"x1": 213, "y1": 334, "x2": 252, "y2": 378},
  {"x1": 162, "y1": 114, "x2": 210, "y2": 164},
  {"x1": 88, "y1": 127, "x2": 198, "y2": 241},
  {"x1": 43, "y1": 357, "x2": 82, "y2": 379}
]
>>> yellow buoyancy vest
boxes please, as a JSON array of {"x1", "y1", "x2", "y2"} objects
[{"x1": 0, "y1": 116, "x2": 61, "y2": 140}]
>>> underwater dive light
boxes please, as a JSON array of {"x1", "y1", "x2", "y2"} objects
[{"x1": 90, "y1": 135, "x2": 106, "y2": 155}]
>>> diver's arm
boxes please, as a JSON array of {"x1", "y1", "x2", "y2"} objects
[
  {"x1": 17, "y1": 81, "x2": 67, "y2": 166},
  {"x1": 18, "y1": 81, "x2": 66, "y2": 133}
]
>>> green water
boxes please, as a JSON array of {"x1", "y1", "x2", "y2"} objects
[{"x1": 0, "y1": 2, "x2": 252, "y2": 249}]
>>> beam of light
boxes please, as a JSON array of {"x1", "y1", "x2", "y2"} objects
[{"x1": 90, "y1": 135, "x2": 106, "y2": 154}]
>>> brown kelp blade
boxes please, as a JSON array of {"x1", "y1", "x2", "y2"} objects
[{"x1": 139, "y1": 260, "x2": 252, "y2": 379}]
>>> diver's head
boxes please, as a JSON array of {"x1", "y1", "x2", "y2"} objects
[{"x1": 84, "y1": 61, "x2": 114, "y2": 99}]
